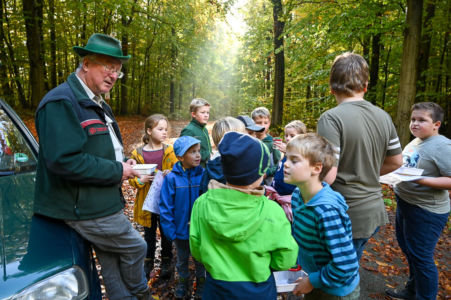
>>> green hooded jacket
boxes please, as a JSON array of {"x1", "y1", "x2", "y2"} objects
[{"x1": 190, "y1": 180, "x2": 298, "y2": 283}]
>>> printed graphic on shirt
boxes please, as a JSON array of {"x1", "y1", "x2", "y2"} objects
[{"x1": 402, "y1": 139, "x2": 422, "y2": 168}]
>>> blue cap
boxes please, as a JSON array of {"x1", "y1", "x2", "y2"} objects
[
  {"x1": 219, "y1": 132, "x2": 270, "y2": 185},
  {"x1": 173, "y1": 136, "x2": 201, "y2": 157}
]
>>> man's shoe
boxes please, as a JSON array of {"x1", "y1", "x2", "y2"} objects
[
  {"x1": 175, "y1": 277, "x2": 189, "y2": 299},
  {"x1": 136, "y1": 287, "x2": 155, "y2": 300},
  {"x1": 194, "y1": 276, "x2": 205, "y2": 299},
  {"x1": 159, "y1": 258, "x2": 172, "y2": 279},
  {"x1": 385, "y1": 288, "x2": 415, "y2": 300}
]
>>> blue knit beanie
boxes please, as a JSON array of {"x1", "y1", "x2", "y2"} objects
[{"x1": 218, "y1": 132, "x2": 270, "y2": 186}]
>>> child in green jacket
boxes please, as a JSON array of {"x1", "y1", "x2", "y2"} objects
[
  {"x1": 190, "y1": 132, "x2": 298, "y2": 299},
  {"x1": 180, "y1": 98, "x2": 212, "y2": 167}
]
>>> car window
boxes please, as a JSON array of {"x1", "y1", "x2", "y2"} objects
[{"x1": 0, "y1": 108, "x2": 37, "y2": 175}]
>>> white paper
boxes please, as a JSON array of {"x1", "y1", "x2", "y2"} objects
[
  {"x1": 142, "y1": 171, "x2": 164, "y2": 214},
  {"x1": 380, "y1": 166, "x2": 428, "y2": 185}
]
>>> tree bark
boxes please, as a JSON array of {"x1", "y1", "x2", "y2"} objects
[
  {"x1": 417, "y1": 0, "x2": 436, "y2": 100},
  {"x1": 48, "y1": 0, "x2": 57, "y2": 88},
  {"x1": 271, "y1": 0, "x2": 285, "y2": 126},
  {"x1": 23, "y1": 0, "x2": 46, "y2": 108},
  {"x1": 169, "y1": 28, "x2": 176, "y2": 114},
  {"x1": 395, "y1": 0, "x2": 423, "y2": 147}
]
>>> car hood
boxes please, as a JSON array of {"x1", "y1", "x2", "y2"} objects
[{"x1": 0, "y1": 172, "x2": 75, "y2": 298}]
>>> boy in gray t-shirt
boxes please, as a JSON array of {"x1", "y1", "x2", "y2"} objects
[
  {"x1": 317, "y1": 52, "x2": 402, "y2": 261},
  {"x1": 386, "y1": 102, "x2": 451, "y2": 300}
]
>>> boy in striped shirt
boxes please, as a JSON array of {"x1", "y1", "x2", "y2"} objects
[{"x1": 284, "y1": 133, "x2": 360, "y2": 299}]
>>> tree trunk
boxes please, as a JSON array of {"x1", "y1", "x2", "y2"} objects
[
  {"x1": 395, "y1": 0, "x2": 423, "y2": 147},
  {"x1": 23, "y1": 0, "x2": 46, "y2": 108},
  {"x1": 169, "y1": 28, "x2": 176, "y2": 114},
  {"x1": 417, "y1": 0, "x2": 436, "y2": 100},
  {"x1": 271, "y1": 0, "x2": 285, "y2": 127},
  {"x1": 48, "y1": 0, "x2": 57, "y2": 87},
  {"x1": 120, "y1": 28, "x2": 129, "y2": 115}
]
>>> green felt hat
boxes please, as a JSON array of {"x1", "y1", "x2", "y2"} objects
[{"x1": 73, "y1": 33, "x2": 130, "y2": 60}]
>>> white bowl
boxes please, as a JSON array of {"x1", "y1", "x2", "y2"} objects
[
  {"x1": 132, "y1": 164, "x2": 157, "y2": 175},
  {"x1": 274, "y1": 269, "x2": 308, "y2": 293}
]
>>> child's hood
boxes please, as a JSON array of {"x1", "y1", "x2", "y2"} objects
[
  {"x1": 171, "y1": 161, "x2": 203, "y2": 177},
  {"x1": 305, "y1": 182, "x2": 348, "y2": 213},
  {"x1": 200, "y1": 180, "x2": 267, "y2": 242}
]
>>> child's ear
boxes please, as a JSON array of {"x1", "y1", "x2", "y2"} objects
[
  {"x1": 433, "y1": 120, "x2": 441, "y2": 131},
  {"x1": 146, "y1": 128, "x2": 152, "y2": 136},
  {"x1": 311, "y1": 162, "x2": 323, "y2": 176},
  {"x1": 190, "y1": 111, "x2": 196, "y2": 118}
]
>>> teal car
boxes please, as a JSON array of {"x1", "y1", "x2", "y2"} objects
[{"x1": 0, "y1": 99, "x2": 101, "y2": 299}]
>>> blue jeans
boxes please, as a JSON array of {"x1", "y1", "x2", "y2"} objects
[
  {"x1": 174, "y1": 239, "x2": 205, "y2": 279},
  {"x1": 66, "y1": 210, "x2": 148, "y2": 300},
  {"x1": 395, "y1": 195, "x2": 449, "y2": 300},
  {"x1": 352, "y1": 227, "x2": 380, "y2": 261}
]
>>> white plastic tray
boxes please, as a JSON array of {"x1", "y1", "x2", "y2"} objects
[
  {"x1": 274, "y1": 269, "x2": 308, "y2": 293},
  {"x1": 132, "y1": 164, "x2": 157, "y2": 175}
]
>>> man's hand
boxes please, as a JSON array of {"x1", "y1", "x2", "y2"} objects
[
  {"x1": 125, "y1": 158, "x2": 137, "y2": 166},
  {"x1": 293, "y1": 277, "x2": 314, "y2": 296},
  {"x1": 121, "y1": 161, "x2": 140, "y2": 181}
]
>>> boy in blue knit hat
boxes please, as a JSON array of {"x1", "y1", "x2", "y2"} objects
[
  {"x1": 159, "y1": 136, "x2": 206, "y2": 299},
  {"x1": 190, "y1": 132, "x2": 298, "y2": 299},
  {"x1": 284, "y1": 133, "x2": 360, "y2": 299}
]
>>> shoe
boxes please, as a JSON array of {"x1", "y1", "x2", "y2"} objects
[
  {"x1": 144, "y1": 258, "x2": 154, "y2": 280},
  {"x1": 194, "y1": 276, "x2": 205, "y2": 299},
  {"x1": 136, "y1": 287, "x2": 156, "y2": 300},
  {"x1": 175, "y1": 277, "x2": 189, "y2": 299},
  {"x1": 385, "y1": 288, "x2": 415, "y2": 299},
  {"x1": 160, "y1": 258, "x2": 172, "y2": 279}
]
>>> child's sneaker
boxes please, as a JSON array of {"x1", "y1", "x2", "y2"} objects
[
  {"x1": 159, "y1": 258, "x2": 172, "y2": 279},
  {"x1": 194, "y1": 276, "x2": 205, "y2": 299},
  {"x1": 175, "y1": 277, "x2": 189, "y2": 299}
]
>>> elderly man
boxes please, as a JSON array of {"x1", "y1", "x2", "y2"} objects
[{"x1": 34, "y1": 33, "x2": 151, "y2": 300}]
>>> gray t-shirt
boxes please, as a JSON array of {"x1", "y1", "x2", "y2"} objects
[
  {"x1": 394, "y1": 135, "x2": 451, "y2": 214},
  {"x1": 317, "y1": 100, "x2": 402, "y2": 238}
]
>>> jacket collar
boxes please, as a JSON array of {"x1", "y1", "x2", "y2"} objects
[
  {"x1": 208, "y1": 180, "x2": 265, "y2": 196},
  {"x1": 66, "y1": 73, "x2": 100, "y2": 109},
  {"x1": 191, "y1": 118, "x2": 206, "y2": 128}
]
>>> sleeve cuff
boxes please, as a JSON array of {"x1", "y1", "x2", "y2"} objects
[{"x1": 308, "y1": 271, "x2": 323, "y2": 289}]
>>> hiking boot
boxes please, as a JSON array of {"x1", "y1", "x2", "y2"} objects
[
  {"x1": 385, "y1": 288, "x2": 415, "y2": 300},
  {"x1": 144, "y1": 258, "x2": 154, "y2": 280},
  {"x1": 175, "y1": 277, "x2": 189, "y2": 299},
  {"x1": 194, "y1": 276, "x2": 206, "y2": 299},
  {"x1": 160, "y1": 258, "x2": 173, "y2": 279}
]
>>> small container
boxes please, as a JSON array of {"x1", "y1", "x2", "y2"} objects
[
  {"x1": 274, "y1": 269, "x2": 308, "y2": 293},
  {"x1": 273, "y1": 137, "x2": 283, "y2": 149},
  {"x1": 132, "y1": 164, "x2": 157, "y2": 175}
]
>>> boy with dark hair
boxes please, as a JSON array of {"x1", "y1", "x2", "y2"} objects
[
  {"x1": 159, "y1": 136, "x2": 206, "y2": 299},
  {"x1": 386, "y1": 102, "x2": 451, "y2": 300},
  {"x1": 190, "y1": 132, "x2": 298, "y2": 299},
  {"x1": 317, "y1": 52, "x2": 403, "y2": 260},
  {"x1": 180, "y1": 98, "x2": 212, "y2": 167},
  {"x1": 284, "y1": 133, "x2": 360, "y2": 299}
]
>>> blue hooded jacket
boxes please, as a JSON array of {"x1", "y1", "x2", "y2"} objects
[
  {"x1": 159, "y1": 162, "x2": 205, "y2": 241},
  {"x1": 200, "y1": 152, "x2": 225, "y2": 191}
]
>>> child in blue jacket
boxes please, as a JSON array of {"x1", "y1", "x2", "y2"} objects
[{"x1": 159, "y1": 136, "x2": 206, "y2": 299}]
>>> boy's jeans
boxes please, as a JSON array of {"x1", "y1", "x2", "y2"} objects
[
  {"x1": 395, "y1": 195, "x2": 449, "y2": 300},
  {"x1": 352, "y1": 226, "x2": 380, "y2": 261},
  {"x1": 66, "y1": 210, "x2": 148, "y2": 300},
  {"x1": 174, "y1": 239, "x2": 205, "y2": 279}
]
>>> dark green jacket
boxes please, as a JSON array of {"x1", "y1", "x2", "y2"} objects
[
  {"x1": 34, "y1": 73, "x2": 124, "y2": 220},
  {"x1": 180, "y1": 118, "x2": 212, "y2": 164},
  {"x1": 262, "y1": 134, "x2": 281, "y2": 177}
]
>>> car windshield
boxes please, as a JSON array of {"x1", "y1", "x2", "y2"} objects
[{"x1": 0, "y1": 108, "x2": 37, "y2": 175}]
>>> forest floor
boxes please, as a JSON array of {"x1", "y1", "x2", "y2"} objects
[{"x1": 23, "y1": 116, "x2": 450, "y2": 300}]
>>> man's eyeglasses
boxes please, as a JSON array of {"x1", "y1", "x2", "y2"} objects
[{"x1": 91, "y1": 59, "x2": 124, "y2": 78}]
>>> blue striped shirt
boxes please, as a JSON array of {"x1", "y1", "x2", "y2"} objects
[{"x1": 292, "y1": 183, "x2": 359, "y2": 296}]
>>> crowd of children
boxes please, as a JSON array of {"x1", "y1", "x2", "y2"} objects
[{"x1": 128, "y1": 53, "x2": 449, "y2": 300}]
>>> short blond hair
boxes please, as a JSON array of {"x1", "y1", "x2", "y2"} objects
[
  {"x1": 212, "y1": 117, "x2": 245, "y2": 146},
  {"x1": 285, "y1": 120, "x2": 307, "y2": 135},
  {"x1": 251, "y1": 107, "x2": 270, "y2": 120},
  {"x1": 286, "y1": 133, "x2": 336, "y2": 181},
  {"x1": 190, "y1": 98, "x2": 210, "y2": 113}
]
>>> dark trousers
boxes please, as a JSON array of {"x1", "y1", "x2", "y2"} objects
[
  {"x1": 395, "y1": 195, "x2": 449, "y2": 300},
  {"x1": 144, "y1": 213, "x2": 173, "y2": 261}
]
